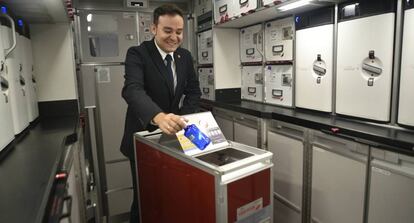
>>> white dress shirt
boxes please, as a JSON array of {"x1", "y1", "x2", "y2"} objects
[{"x1": 154, "y1": 39, "x2": 177, "y2": 90}]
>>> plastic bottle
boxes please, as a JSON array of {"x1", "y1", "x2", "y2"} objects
[{"x1": 183, "y1": 124, "x2": 211, "y2": 150}]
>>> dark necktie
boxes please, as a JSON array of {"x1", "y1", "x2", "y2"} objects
[{"x1": 165, "y1": 54, "x2": 174, "y2": 87}]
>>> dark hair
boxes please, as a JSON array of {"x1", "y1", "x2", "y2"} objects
[{"x1": 153, "y1": 4, "x2": 184, "y2": 25}]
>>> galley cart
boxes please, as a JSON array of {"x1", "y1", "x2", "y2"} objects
[{"x1": 134, "y1": 131, "x2": 273, "y2": 223}]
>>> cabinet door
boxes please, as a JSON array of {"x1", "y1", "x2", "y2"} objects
[
  {"x1": 63, "y1": 161, "x2": 83, "y2": 223},
  {"x1": 78, "y1": 11, "x2": 138, "y2": 63},
  {"x1": 234, "y1": 122, "x2": 258, "y2": 148},
  {"x1": 268, "y1": 130, "x2": 303, "y2": 223},
  {"x1": 368, "y1": 149, "x2": 414, "y2": 223},
  {"x1": 214, "y1": 115, "x2": 234, "y2": 141},
  {"x1": 311, "y1": 133, "x2": 368, "y2": 223},
  {"x1": 95, "y1": 65, "x2": 127, "y2": 162}
]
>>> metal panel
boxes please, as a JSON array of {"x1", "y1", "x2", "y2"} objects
[
  {"x1": 240, "y1": 23, "x2": 263, "y2": 63},
  {"x1": 25, "y1": 37, "x2": 39, "y2": 121},
  {"x1": 78, "y1": 10, "x2": 138, "y2": 63},
  {"x1": 214, "y1": 0, "x2": 236, "y2": 24},
  {"x1": 264, "y1": 64, "x2": 293, "y2": 107},
  {"x1": 241, "y1": 65, "x2": 263, "y2": 102},
  {"x1": 0, "y1": 24, "x2": 14, "y2": 150},
  {"x1": 66, "y1": 158, "x2": 83, "y2": 223},
  {"x1": 199, "y1": 67, "x2": 215, "y2": 100},
  {"x1": 105, "y1": 161, "x2": 132, "y2": 190},
  {"x1": 336, "y1": 13, "x2": 395, "y2": 121},
  {"x1": 213, "y1": 28, "x2": 241, "y2": 89},
  {"x1": 195, "y1": 0, "x2": 213, "y2": 17},
  {"x1": 107, "y1": 189, "x2": 133, "y2": 217},
  {"x1": 197, "y1": 29, "x2": 213, "y2": 64},
  {"x1": 264, "y1": 17, "x2": 294, "y2": 62},
  {"x1": 214, "y1": 115, "x2": 234, "y2": 141},
  {"x1": 274, "y1": 197, "x2": 301, "y2": 223},
  {"x1": 398, "y1": 8, "x2": 414, "y2": 126},
  {"x1": 233, "y1": 0, "x2": 258, "y2": 18},
  {"x1": 7, "y1": 32, "x2": 29, "y2": 134},
  {"x1": 95, "y1": 65, "x2": 127, "y2": 162},
  {"x1": 79, "y1": 65, "x2": 97, "y2": 108},
  {"x1": 295, "y1": 24, "x2": 333, "y2": 112},
  {"x1": 21, "y1": 36, "x2": 36, "y2": 122},
  {"x1": 267, "y1": 130, "x2": 303, "y2": 222},
  {"x1": 137, "y1": 12, "x2": 153, "y2": 44},
  {"x1": 311, "y1": 133, "x2": 368, "y2": 223},
  {"x1": 234, "y1": 122, "x2": 258, "y2": 148},
  {"x1": 368, "y1": 148, "x2": 414, "y2": 223}
]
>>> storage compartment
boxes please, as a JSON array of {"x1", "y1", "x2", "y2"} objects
[
  {"x1": 198, "y1": 29, "x2": 213, "y2": 65},
  {"x1": 336, "y1": 1, "x2": 396, "y2": 121},
  {"x1": 264, "y1": 17, "x2": 294, "y2": 62},
  {"x1": 78, "y1": 10, "x2": 138, "y2": 63},
  {"x1": 95, "y1": 65, "x2": 127, "y2": 162},
  {"x1": 264, "y1": 64, "x2": 293, "y2": 107},
  {"x1": 240, "y1": 23, "x2": 263, "y2": 63},
  {"x1": 267, "y1": 123, "x2": 304, "y2": 223},
  {"x1": 241, "y1": 65, "x2": 263, "y2": 102},
  {"x1": 398, "y1": 5, "x2": 414, "y2": 126},
  {"x1": 234, "y1": 114, "x2": 259, "y2": 148},
  {"x1": 295, "y1": 7, "x2": 334, "y2": 112},
  {"x1": 233, "y1": 0, "x2": 258, "y2": 17},
  {"x1": 311, "y1": 132, "x2": 368, "y2": 223},
  {"x1": 213, "y1": 108, "x2": 234, "y2": 141},
  {"x1": 214, "y1": 0, "x2": 236, "y2": 24},
  {"x1": 199, "y1": 67, "x2": 215, "y2": 100},
  {"x1": 107, "y1": 189, "x2": 133, "y2": 217},
  {"x1": 367, "y1": 148, "x2": 414, "y2": 223}
]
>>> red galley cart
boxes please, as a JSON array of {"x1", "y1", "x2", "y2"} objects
[{"x1": 134, "y1": 131, "x2": 273, "y2": 223}]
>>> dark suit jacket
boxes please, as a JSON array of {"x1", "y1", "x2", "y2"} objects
[{"x1": 120, "y1": 40, "x2": 201, "y2": 159}]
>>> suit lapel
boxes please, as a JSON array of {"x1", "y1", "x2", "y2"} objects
[{"x1": 146, "y1": 41, "x2": 174, "y2": 96}]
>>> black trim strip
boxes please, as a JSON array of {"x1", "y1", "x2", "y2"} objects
[
  {"x1": 295, "y1": 6, "x2": 334, "y2": 30},
  {"x1": 215, "y1": 88, "x2": 241, "y2": 102},
  {"x1": 38, "y1": 99, "x2": 79, "y2": 118},
  {"x1": 338, "y1": 0, "x2": 396, "y2": 22}
]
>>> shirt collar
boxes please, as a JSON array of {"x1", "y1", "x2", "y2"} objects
[{"x1": 154, "y1": 39, "x2": 174, "y2": 61}]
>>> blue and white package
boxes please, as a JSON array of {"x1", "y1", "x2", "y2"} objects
[{"x1": 183, "y1": 124, "x2": 211, "y2": 150}]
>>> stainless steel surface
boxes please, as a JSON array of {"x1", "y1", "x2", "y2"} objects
[
  {"x1": 274, "y1": 192, "x2": 301, "y2": 213},
  {"x1": 213, "y1": 109, "x2": 234, "y2": 141},
  {"x1": 312, "y1": 131, "x2": 369, "y2": 162},
  {"x1": 93, "y1": 64, "x2": 132, "y2": 220},
  {"x1": 331, "y1": 4, "x2": 338, "y2": 115},
  {"x1": 77, "y1": 10, "x2": 139, "y2": 63},
  {"x1": 232, "y1": 111, "x2": 260, "y2": 148},
  {"x1": 267, "y1": 125, "x2": 304, "y2": 223},
  {"x1": 79, "y1": 65, "x2": 97, "y2": 107},
  {"x1": 94, "y1": 65, "x2": 127, "y2": 162},
  {"x1": 135, "y1": 132, "x2": 273, "y2": 179},
  {"x1": 234, "y1": 122, "x2": 258, "y2": 148},
  {"x1": 390, "y1": 0, "x2": 403, "y2": 125},
  {"x1": 367, "y1": 147, "x2": 414, "y2": 223},
  {"x1": 310, "y1": 132, "x2": 368, "y2": 223},
  {"x1": 274, "y1": 196, "x2": 302, "y2": 223},
  {"x1": 86, "y1": 107, "x2": 104, "y2": 223}
]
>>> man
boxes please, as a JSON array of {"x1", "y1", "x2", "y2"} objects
[{"x1": 120, "y1": 4, "x2": 201, "y2": 223}]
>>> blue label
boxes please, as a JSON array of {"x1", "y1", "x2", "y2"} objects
[{"x1": 184, "y1": 124, "x2": 211, "y2": 150}]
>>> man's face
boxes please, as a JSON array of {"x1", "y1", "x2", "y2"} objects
[{"x1": 151, "y1": 14, "x2": 184, "y2": 53}]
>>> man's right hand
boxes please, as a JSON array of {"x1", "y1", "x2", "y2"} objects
[{"x1": 152, "y1": 112, "x2": 187, "y2": 135}]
